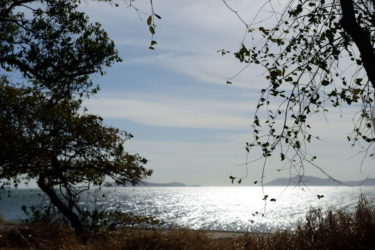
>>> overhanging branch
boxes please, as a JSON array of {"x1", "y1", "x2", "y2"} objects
[{"x1": 339, "y1": 0, "x2": 375, "y2": 89}]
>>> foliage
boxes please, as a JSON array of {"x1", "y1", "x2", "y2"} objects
[
  {"x1": 20, "y1": 202, "x2": 162, "y2": 233},
  {"x1": 224, "y1": 0, "x2": 375, "y2": 183},
  {"x1": 21, "y1": 204, "x2": 64, "y2": 225},
  {"x1": 84, "y1": 210, "x2": 163, "y2": 231},
  {"x1": 0, "y1": 83, "x2": 150, "y2": 187},
  {"x1": 0, "y1": 0, "x2": 152, "y2": 234}
]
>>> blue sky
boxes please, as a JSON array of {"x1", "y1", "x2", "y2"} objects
[{"x1": 80, "y1": 0, "x2": 374, "y2": 185}]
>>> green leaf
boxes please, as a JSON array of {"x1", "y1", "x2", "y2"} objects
[
  {"x1": 352, "y1": 88, "x2": 361, "y2": 95},
  {"x1": 149, "y1": 26, "x2": 155, "y2": 35},
  {"x1": 147, "y1": 16, "x2": 152, "y2": 26}
]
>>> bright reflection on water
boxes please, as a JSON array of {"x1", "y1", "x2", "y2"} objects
[{"x1": 1, "y1": 186, "x2": 375, "y2": 232}]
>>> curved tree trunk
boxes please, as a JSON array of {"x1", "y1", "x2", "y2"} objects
[
  {"x1": 37, "y1": 175, "x2": 84, "y2": 235},
  {"x1": 339, "y1": 0, "x2": 375, "y2": 89}
]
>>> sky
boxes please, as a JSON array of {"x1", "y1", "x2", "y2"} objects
[{"x1": 79, "y1": 0, "x2": 374, "y2": 186}]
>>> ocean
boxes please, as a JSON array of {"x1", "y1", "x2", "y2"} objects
[{"x1": 1, "y1": 186, "x2": 374, "y2": 232}]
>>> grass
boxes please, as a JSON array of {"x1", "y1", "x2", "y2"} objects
[{"x1": 0, "y1": 195, "x2": 374, "y2": 249}]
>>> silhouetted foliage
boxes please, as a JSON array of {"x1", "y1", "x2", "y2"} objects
[
  {"x1": 224, "y1": 0, "x2": 375, "y2": 183},
  {"x1": 0, "y1": 0, "x2": 152, "y2": 234}
]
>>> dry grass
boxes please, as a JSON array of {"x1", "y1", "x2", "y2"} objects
[{"x1": 0, "y1": 195, "x2": 374, "y2": 249}]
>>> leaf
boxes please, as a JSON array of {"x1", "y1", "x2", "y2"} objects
[
  {"x1": 352, "y1": 88, "x2": 361, "y2": 95},
  {"x1": 147, "y1": 16, "x2": 152, "y2": 26},
  {"x1": 259, "y1": 27, "x2": 269, "y2": 35},
  {"x1": 355, "y1": 78, "x2": 363, "y2": 85},
  {"x1": 229, "y1": 176, "x2": 236, "y2": 184},
  {"x1": 149, "y1": 26, "x2": 155, "y2": 35},
  {"x1": 280, "y1": 153, "x2": 285, "y2": 161},
  {"x1": 321, "y1": 80, "x2": 330, "y2": 86}
]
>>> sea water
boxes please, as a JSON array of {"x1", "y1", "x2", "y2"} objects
[{"x1": 1, "y1": 186, "x2": 374, "y2": 232}]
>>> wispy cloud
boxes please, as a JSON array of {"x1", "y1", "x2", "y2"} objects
[
  {"x1": 127, "y1": 53, "x2": 268, "y2": 88},
  {"x1": 85, "y1": 94, "x2": 255, "y2": 130},
  {"x1": 79, "y1": 1, "x2": 374, "y2": 184},
  {"x1": 83, "y1": 0, "x2": 269, "y2": 89}
]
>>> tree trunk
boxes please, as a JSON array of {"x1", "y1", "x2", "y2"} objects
[
  {"x1": 339, "y1": 0, "x2": 375, "y2": 89},
  {"x1": 37, "y1": 175, "x2": 84, "y2": 235}
]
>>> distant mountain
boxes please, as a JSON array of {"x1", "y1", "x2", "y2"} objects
[
  {"x1": 105, "y1": 181, "x2": 200, "y2": 187},
  {"x1": 136, "y1": 181, "x2": 188, "y2": 187},
  {"x1": 265, "y1": 176, "x2": 375, "y2": 186}
]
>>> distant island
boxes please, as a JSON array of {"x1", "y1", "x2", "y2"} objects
[
  {"x1": 265, "y1": 175, "x2": 375, "y2": 186},
  {"x1": 104, "y1": 181, "x2": 201, "y2": 187}
]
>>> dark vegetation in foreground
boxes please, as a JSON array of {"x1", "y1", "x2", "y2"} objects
[{"x1": 0, "y1": 195, "x2": 374, "y2": 250}]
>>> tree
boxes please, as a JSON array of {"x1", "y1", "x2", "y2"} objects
[
  {"x1": 0, "y1": 0, "x2": 152, "y2": 234},
  {"x1": 223, "y1": 0, "x2": 374, "y2": 183}
]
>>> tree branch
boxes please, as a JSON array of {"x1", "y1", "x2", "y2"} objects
[
  {"x1": 37, "y1": 175, "x2": 84, "y2": 234},
  {"x1": 339, "y1": 0, "x2": 375, "y2": 89}
]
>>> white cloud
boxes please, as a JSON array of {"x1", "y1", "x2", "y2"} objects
[
  {"x1": 83, "y1": 0, "x2": 269, "y2": 89},
  {"x1": 85, "y1": 94, "x2": 254, "y2": 130},
  {"x1": 127, "y1": 53, "x2": 268, "y2": 88},
  {"x1": 79, "y1": 1, "x2": 375, "y2": 184}
]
